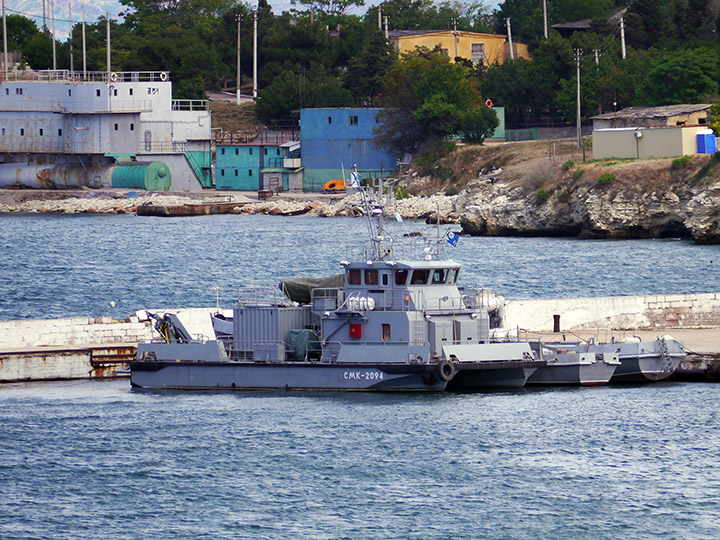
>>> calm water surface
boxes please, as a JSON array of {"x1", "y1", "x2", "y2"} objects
[
  {"x1": 1, "y1": 380, "x2": 719, "y2": 539},
  {"x1": 2, "y1": 213, "x2": 720, "y2": 538},
  {"x1": 1, "y1": 213, "x2": 719, "y2": 320}
]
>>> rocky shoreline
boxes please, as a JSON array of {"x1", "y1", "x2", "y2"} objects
[{"x1": 2, "y1": 154, "x2": 720, "y2": 244}]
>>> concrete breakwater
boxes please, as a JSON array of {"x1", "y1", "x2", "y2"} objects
[{"x1": 2, "y1": 294, "x2": 719, "y2": 383}]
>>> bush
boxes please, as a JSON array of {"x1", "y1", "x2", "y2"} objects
[
  {"x1": 561, "y1": 160, "x2": 574, "y2": 170},
  {"x1": 556, "y1": 189, "x2": 570, "y2": 202},
  {"x1": 597, "y1": 172, "x2": 615, "y2": 185},
  {"x1": 395, "y1": 185, "x2": 410, "y2": 200},
  {"x1": 572, "y1": 168, "x2": 584, "y2": 179},
  {"x1": 535, "y1": 188, "x2": 550, "y2": 204},
  {"x1": 671, "y1": 155, "x2": 691, "y2": 169},
  {"x1": 446, "y1": 185, "x2": 459, "y2": 196}
]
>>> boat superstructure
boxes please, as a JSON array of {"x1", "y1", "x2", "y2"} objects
[
  {"x1": 0, "y1": 70, "x2": 212, "y2": 191},
  {"x1": 130, "y1": 174, "x2": 545, "y2": 391}
]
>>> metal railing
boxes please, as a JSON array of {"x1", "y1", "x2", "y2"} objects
[
  {"x1": 1, "y1": 70, "x2": 171, "y2": 83},
  {"x1": 172, "y1": 99, "x2": 209, "y2": 111}
]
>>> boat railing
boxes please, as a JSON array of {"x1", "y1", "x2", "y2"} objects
[
  {"x1": 323, "y1": 340, "x2": 430, "y2": 360},
  {"x1": 237, "y1": 284, "x2": 291, "y2": 307},
  {"x1": 2, "y1": 70, "x2": 171, "y2": 83}
]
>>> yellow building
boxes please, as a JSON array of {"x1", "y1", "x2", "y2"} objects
[{"x1": 388, "y1": 30, "x2": 530, "y2": 65}]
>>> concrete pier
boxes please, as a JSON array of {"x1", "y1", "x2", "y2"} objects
[{"x1": 0, "y1": 295, "x2": 718, "y2": 383}]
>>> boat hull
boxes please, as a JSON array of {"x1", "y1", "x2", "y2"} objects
[
  {"x1": 130, "y1": 360, "x2": 448, "y2": 392},
  {"x1": 527, "y1": 361, "x2": 618, "y2": 386}
]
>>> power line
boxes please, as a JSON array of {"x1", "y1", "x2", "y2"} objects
[{"x1": 4, "y1": 5, "x2": 113, "y2": 26}]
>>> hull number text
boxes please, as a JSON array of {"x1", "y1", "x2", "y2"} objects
[{"x1": 343, "y1": 370, "x2": 384, "y2": 381}]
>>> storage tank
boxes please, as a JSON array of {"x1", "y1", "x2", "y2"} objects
[{"x1": 111, "y1": 161, "x2": 171, "y2": 191}]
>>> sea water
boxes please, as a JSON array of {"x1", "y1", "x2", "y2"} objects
[
  {"x1": 1, "y1": 213, "x2": 719, "y2": 320},
  {"x1": 1, "y1": 213, "x2": 720, "y2": 538},
  {"x1": 1, "y1": 380, "x2": 719, "y2": 539}
]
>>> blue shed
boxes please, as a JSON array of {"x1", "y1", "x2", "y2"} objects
[
  {"x1": 215, "y1": 142, "x2": 286, "y2": 191},
  {"x1": 300, "y1": 108, "x2": 399, "y2": 192}
]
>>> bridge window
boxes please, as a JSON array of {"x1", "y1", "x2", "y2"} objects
[
  {"x1": 114, "y1": 123, "x2": 119, "y2": 131},
  {"x1": 68, "y1": 89, "x2": 72, "y2": 96},
  {"x1": 20, "y1": 128, "x2": 24, "y2": 136},
  {"x1": 395, "y1": 269, "x2": 408, "y2": 285},
  {"x1": 449, "y1": 269, "x2": 458, "y2": 283},
  {"x1": 129, "y1": 89, "x2": 133, "y2": 96},
  {"x1": 432, "y1": 269, "x2": 448, "y2": 284},
  {"x1": 410, "y1": 269, "x2": 429, "y2": 285},
  {"x1": 382, "y1": 273, "x2": 389, "y2": 286},
  {"x1": 130, "y1": 124, "x2": 134, "y2": 131},
  {"x1": 39, "y1": 128, "x2": 44, "y2": 136},
  {"x1": 365, "y1": 269, "x2": 378, "y2": 285},
  {"x1": 347, "y1": 269, "x2": 361, "y2": 285},
  {"x1": 58, "y1": 129, "x2": 62, "y2": 136}
]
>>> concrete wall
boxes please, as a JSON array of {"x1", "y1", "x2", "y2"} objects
[
  {"x1": 505, "y1": 293, "x2": 720, "y2": 332},
  {"x1": 593, "y1": 126, "x2": 708, "y2": 159},
  {"x1": 0, "y1": 308, "x2": 224, "y2": 351},
  {"x1": 391, "y1": 31, "x2": 529, "y2": 65}
]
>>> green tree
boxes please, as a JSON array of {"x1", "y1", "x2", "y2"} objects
[
  {"x1": 255, "y1": 66, "x2": 353, "y2": 124},
  {"x1": 2, "y1": 14, "x2": 40, "y2": 49},
  {"x1": 374, "y1": 49, "x2": 493, "y2": 153},
  {"x1": 636, "y1": 48, "x2": 718, "y2": 105},
  {"x1": 343, "y1": 27, "x2": 397, "y2": 101}
]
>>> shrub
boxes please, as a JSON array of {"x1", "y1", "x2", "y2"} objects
[
  {"x1": 535, "y1": 188, "x2": 550, "y2": 204},
  {"x1": 556, "y1": 189, "x2": 570, "y2": 203},
  {"x1": 572, "y1": 168, "x2": 584, "y2": 179},
  {"x1": 395, "y1": 185, "x2": 410, "y2": 200},
  {"x1": 597, "y1": 172, "x2": 615, "y2": 185},
  {"x1": 561, "y1": 160, "x2": 574, "y2": 170},
  {"x1": 446, "y1": 185, "x2": 459, "y2": 196},
  {"x1": 671, "y1": 155, "x2": 691, "y2": 169}
]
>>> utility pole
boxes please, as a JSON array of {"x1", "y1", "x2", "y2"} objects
[
  {"x1": 106, "y1": 13, "x2": 110, "y2": 78},
  {"x1": 506, "y1": 18, "x2": 514, "y2": 60},
  {"x1": 51, "y1": 0, "x2": 56, "y2": 70},
  {"x1": 42, "y1": 0, "x2": 46, "y2": 32},
  {"x1": 82, "y1": 5, "x2": 86, "y2": 78},
  {"x1": 543, "y1": 0, "x2": 548, "y2": 39},
  {"x1": 620, "y1": 15, "x2": 626, "y2": 60},
  {"x1": 2, "y1": 0, "x2": 8, "y2": 79},
  {"x1": 68, "y1": 1, "x2": 73, "y2": 76},
  {"x1": 378, "y1": 5, "x2": 382, "y2": 30},
  {"x1": 452, "y1": 18, "x2": 458, "y2": 59},
  {"x1": 576, "y1": 49, "x2": 582, "y2": 149},
  {"x1": 236, "y1": 14, "x2": 241, "y2": 105},
  {"x1": 384, "y1": 16, "x2": 388, "y2": 40},
  {"x1": 594, "y1": 48, "x2": 600, "y2": 65},
  {"x1": 252, "y1": 10, "x2": 258, "y2": 100}
]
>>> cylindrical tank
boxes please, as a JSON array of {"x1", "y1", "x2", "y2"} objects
[
  {"x1": 0, "y1": 163, "x2": 112, "y2": 189},
  {"x1": 111, "y1": 161, "x2": 171, "y2": 191}
]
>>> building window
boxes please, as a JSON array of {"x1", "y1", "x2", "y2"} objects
[
  {"x1": 221, "y1": 170, "x2": 225, "y2": 176},
  {"x1": 348, "y1": 115, "x2": 358, "y2": 126},
  {"x1": 221, "y1": 148, "x2": 225, "y2": 155},
  {"x1": 130, "y1": 124, "x2": 134, "y2": 131},
  {"x1": 68, "y1": 89, "x2": 72, "y2": 96},
  {"x1": 114, "y1": 123, "x2": 119, "y2": 131},
  {"x1": 471, "y1": 43, "x2": 485, "y2": 65},
  {"x1": 58, "y1": 129, "x2": 62, "y2": 136},
  {"x1": 39, "y1": 128, "x2": 44, "y2": 136},
  {"x1": 20, "y1": 128, "x2": 24, "y2": 136},
  {"x1": 249, "y1": 170, "x2": 253, "y2": 176},
  {"x1": 1, "y1": 128, "x2": 5, "y2": 136},
  {"x1": 264, "y1": 148, "x2": 268, "y2": 155},
  {"x1": 96, "y1": 89, "x2": 101, "y2": 97},
  {"x1": 382, "y1": 324, "x2": 391, "y2": 341},
  {"x1": 249, "y1": 147, "x2": 253, "y2": 155},
  {"x1": 235, "y1": 148, "x2": 239, "y2": 155},
  {"x1": 328, "y1": 117, "x2": 332, "y2": 124},
  {"x1": 5, "y1": 88, "x2": 8, "y2": 95},
  {"x1": 234, "y1": 170, "x2": 238, "y2": 176},
  {"x1": 276, "y1": 148, "x2": 281, "y2": 155}
]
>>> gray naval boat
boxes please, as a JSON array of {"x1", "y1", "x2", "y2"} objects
[
  {"x1": 130, "y1": 177, "x2": 545, "y2": 392},
  {"x1": 524, "y1": 334, "x2": 684, "y2": 384}
]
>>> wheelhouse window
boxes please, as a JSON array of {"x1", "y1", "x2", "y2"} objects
[
  {"x1": 365, "y1": 269, "x2": 378, "y2": 285},
  {"x1": 382, "y1": 273, "x2": 389, "y2": 286},
  {"x1": 347, "y1": 269, "x2": 361, "y2": 285},
  {"x1": 449, "y1": 269, "x2": 459, "y2": 283},
  {"x1": 395, "y1": 269, "x2": 408, "y2": 286},
  {"x1": 432, "y1": 269, "x2": 449, "y2": 284},
  {"x1": 410, "y1": 269, "x2": 429, "y2": 285}
]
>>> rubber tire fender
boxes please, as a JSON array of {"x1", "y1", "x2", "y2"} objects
[{"x1": 437, "y1": 359, "x2": 456, "y2": 382}]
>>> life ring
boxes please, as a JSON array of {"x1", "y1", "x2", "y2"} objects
[
  {"x1": 160, "y1": 72, "x2": 168, "y2": 81},
  {"x1": 109, "y1": 72, "x2": 118, "y2": 82},
  {"x1": 437, "y1": 359, "x2": 456, "y2": 382},
  {"x1": 485, "y1": 98, "x2": 493, "y2": 108}
]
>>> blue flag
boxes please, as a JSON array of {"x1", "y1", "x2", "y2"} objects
[{"x1": 446, "y1": 231, "x2": 459, "y2": 247}]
